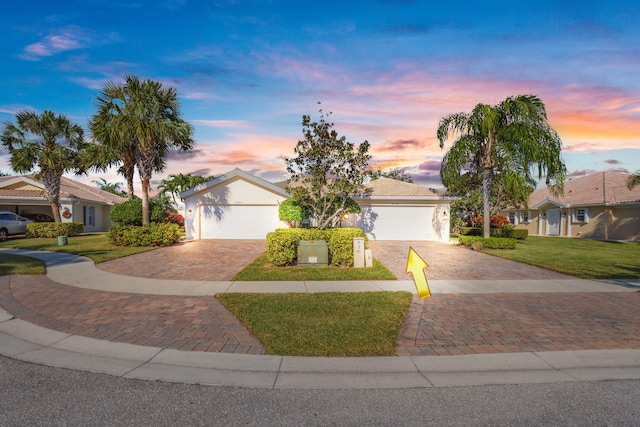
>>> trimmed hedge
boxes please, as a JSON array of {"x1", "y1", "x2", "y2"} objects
[
  {"x1": 458, "y1": 236, "x2": 517, "y2": 250},
  {"x1": 459, "y1": 227, "x2": 528, "y2": 240},
  {"x1": 107, "y1": 223, "x2": 183, "y2": 247},
  {"x1": 26, "y1": 222, "x2": 84, "y2": 238},
  {"x1": 266, "y1": 228, "x2": 367, "y2": 267}
]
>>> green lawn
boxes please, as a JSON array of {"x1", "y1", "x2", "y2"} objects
[
  {"x1": 481, "y1": 236, "x2": 640, "y2": 279},
  {"x1": 0, "y1": 233, "x2": 156, "y2": 266},
  {"x1": 232, "y1": 252, "x2": 397, "y2": 281},
  {"x1": 0, "y1": 253, "x2": 46, "y2": 276},
  {"x1": 217, "y1": 291, "x2": 413, "y2": 356}
]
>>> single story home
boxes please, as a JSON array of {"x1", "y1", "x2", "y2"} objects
[
  {"x1": 181, "y1": 168, "x2": 453, "y2": 242},
  {"x1": 0, "y1": 174, "x2": 126, "y2": 232},
  {"x1": 501, "y1": 171, "x2": 640, "y2": 241}
]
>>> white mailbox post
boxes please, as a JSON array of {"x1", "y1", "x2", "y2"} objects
[{"x1": 353, "y1": 237, "x2": 365, "y2": 268}]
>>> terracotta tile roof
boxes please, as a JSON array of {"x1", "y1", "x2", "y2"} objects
[
  {"x1": 364, "y1": 177, "x2": 439, "y2": 197},
  {"x1": 0, "y1": 175, "x2": 126, "y2": 205},
  {"x1": 530, "y1": 171, "x2": 640, "y2": 207}
]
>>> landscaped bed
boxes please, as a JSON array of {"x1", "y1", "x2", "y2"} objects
[{"x1": 232, "y1": 252, "x2": 397, "y2": 281}]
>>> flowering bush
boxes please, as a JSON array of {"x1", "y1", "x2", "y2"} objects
[
  {"x1": 107, "y1": 223, "x2": 182, "y2": 247},
  {"x1": 166, "y1": 213, "x2": 184, "y2": 227},
  {"x1": 471, "y1": 215, "x2": 510, "y2": 229}
]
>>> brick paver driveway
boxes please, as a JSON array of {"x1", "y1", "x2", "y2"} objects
[
  {"x1": 98, "y1": 239, "x2": 266, "y2": 281},
  {"x1": 2, "y1": 239, "x2": 638, "y2": 357}
]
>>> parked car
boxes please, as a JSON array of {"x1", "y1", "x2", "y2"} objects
[
  {"x1": 0, "y1": 211, "x2": 32, "y2": 241},
  {"x1": 21, "y1": 213, "x2": 54, "y2": 222}
]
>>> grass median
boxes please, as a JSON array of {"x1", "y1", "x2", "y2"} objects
[{"x1": 217, "y1": 291, "x2": 413, "y2": 356}]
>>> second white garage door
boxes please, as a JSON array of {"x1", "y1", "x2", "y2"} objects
[
  {"x1": 356, "y1": 205, "x2": 435, "y2": 241},
  {"x1": 199, "y1": 205, "x2": 282, "y2": 239}
]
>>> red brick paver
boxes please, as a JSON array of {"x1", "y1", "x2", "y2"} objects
[
  {"x1": 369, "y1": 241, "x2": 574, "y2": 280},
  {"x1": 0, "y1": 275, "x2": 264, "y2": 354},
  {"x1": 396, "y1": 293, "x2": 640, "y2": 356},
  {"x1": 98, "y1": 240, "x2": 266, "y2": 281}
]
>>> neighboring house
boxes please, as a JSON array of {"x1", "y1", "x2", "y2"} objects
[
  {"x1": 501, "y1": 171, "x2": 640, "y2": 241},
  {"x1": 0, "y1": 175, "x2": 126, "y2": 232},
  {"x1": 181, "y1": 168, "x2": 454, "y2": 242}
]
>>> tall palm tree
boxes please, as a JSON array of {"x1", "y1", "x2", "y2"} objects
[
  {"x1": 437, "y1": 94, "x2": 566, "y2": 238},
  {"x1": 88, "y1": 80, "x2": 139, "y2": 200},
  {"x1": 1, "y1": 110, "x2": 86, "y2": 222},
  {"x1": 91, "y1": 177, "x2": 126, "y2": 197},
  {"x1": 89, "y1": 75, "x2": 194, "y2": 225}
]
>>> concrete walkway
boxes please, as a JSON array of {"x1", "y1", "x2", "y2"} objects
[{"x1": 1, "y1": 248, "x2": 639, "y2": 389}]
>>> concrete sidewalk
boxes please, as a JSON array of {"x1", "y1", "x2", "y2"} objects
[
  {"x1": 3, "y1": 248, "x2": 638, "y2": 295},
  {"x1": 1, "y1": 248, "x2": 639, "y2": 389}
]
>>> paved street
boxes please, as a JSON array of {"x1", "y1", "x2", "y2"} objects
[{"x1": 2, "y1": 355, "x2": 639, "y2": 426}]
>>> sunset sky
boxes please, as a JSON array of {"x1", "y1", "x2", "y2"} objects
[{"x1": 1, "y1": 0, "x2": 639, "y2": 191}]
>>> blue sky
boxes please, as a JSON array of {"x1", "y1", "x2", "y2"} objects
[{"x1": 1, "y1": 0, "x2": 639, "y2": 190}]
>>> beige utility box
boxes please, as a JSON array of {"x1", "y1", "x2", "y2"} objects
[{"x1": 353, "y1": 237, "x2": 365, "y2": 268}]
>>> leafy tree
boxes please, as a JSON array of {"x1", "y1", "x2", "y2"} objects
[
  {"x1": 628, "y1": 170, "x2": 640, "y2": 190},
  {"x1": 1, "y1": 110, "x2": 87, "y2": 222},
  {"x1": 158, "y1": 173, "x2": 214, "y2": 206},
  {"x1": 91, "y1": 177, "x2": 127, "y2": 196},
  {"x1": 88, "y1": 75, "x2": 194, "y2": 225},
  {"x1": 285, "y1": 109, "x2": 371, "y2": 230},
  {"x1": 368, "y1": 167, "x2": 414, "y2": 183},
  {"x1": 437, "y1": 94, "x2": 566, "y2": 238}
]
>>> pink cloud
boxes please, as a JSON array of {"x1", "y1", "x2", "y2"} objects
[{"x1": 20, "y1": 27, "x2": 90, "y2": 60}]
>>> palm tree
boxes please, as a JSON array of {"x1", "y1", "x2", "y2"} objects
[
  {"x1": 91, "y1": 177, "x2": 126, "y2": 196},
  {"x1": 1, "y1": 110, "x2": 86, "y2": 222},
  {"x1": 158, "y1": 173, "x2": 214, "y2": 206},
  {"x1": 89, "y1": 75, "x2": 194, "y2": 225},
  {"x1": 628, "y1": 170, "x2": 640, "y2": 190},
  {"x1": 88, "y1": 81, "x2": 139, "y2": 200},
  {"x1": 437, "y1": 94, "x2": 566, "y2": 238}
]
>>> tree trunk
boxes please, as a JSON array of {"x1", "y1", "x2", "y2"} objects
[
  {"x1": 141, "y1": 178, "x2": 150, "y2": 226},
  {"x1": 482, "y1": 167, "x2": 492, "y2": 238}
]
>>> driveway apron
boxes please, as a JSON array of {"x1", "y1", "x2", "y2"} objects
[{"x1": 1, "y1": 239, "x2": 638, "y2": 358}]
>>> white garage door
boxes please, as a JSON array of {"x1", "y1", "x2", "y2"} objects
[
  {"x1": 356, "y1": 206, "x2": 435, "y2": 241},
  {"x1": 199, "y1": 205, "x2": 281, "y2": 239}
]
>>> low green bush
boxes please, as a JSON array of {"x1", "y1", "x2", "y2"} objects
[
  {"x1": 107, "y1": 223, "x2": 183, "y2": 247},
  {"x1": 266, "y1": 228, "x2": 367, "y2": 267},
  {"x1": 26, "y1": 222, "x2": 84, "y2": 238},
  {"x1": 110, "y1": 198, "x2": 167, "y2": 226},
  {"x1": 459, "y1": 227, "x2": 528, "y2": 240},
  {"x1": 458, "y1": 236, "x2": 517, "y2": 250}
]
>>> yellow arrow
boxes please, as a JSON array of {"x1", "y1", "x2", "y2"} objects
[{"x1": 406, "y1": 247, "x2": 431, "y2": 299}]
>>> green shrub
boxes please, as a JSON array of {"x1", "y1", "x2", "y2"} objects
[
  {"x1": 26, "y1": 222, "x2": 84, "y2": 238},
  {"x1": 324, "y1": 228, "x2": 367, "y2": 266},
  {"x1": 110, "y1": 198, "x2": 167, "y2": 226},
  {"x1": 278, "y1": 198, "x2": 307, "y2": 226},
  {"x1": 458, "y1": 235, "x2": 516, "y2": 250},
  {"x1": 107, "y1": 223, "x2": 183, "y2": 247},
  {"x1": 266, "y1": 227, "x2": 367, "y2": 267},
  {"x1": 459, "y1": 227, "x2": 528, "y2": 240}
]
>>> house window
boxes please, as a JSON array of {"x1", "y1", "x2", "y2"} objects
[
  {"x1": 574, "y1": 208, "x2": 589, "y2": 223},
  {"x1": 508, "y1": 212, "x2": 517, "y2": 225},
  {"x1": 521, "y1": 211, "x2": 530, "y2": 223},
  {"x1": 83, "y1": 206, "x2": 95, "y2": 227}
]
